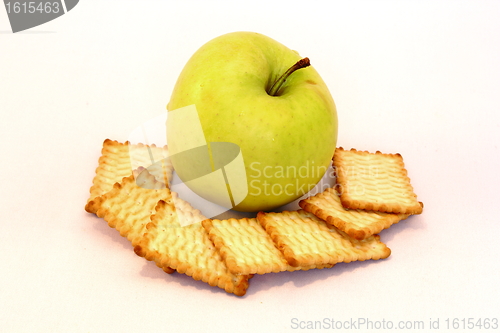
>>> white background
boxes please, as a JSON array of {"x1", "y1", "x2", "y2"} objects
[{"x1": 1, "y1": 1, "x2": 499, "y2": 332}]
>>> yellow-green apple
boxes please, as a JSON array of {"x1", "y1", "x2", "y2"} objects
[{"x1": 167, "y1": 31, "x2": 337, "y2": 212}]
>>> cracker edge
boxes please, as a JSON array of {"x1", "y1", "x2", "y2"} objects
[
  {"x1": 202, "y1": 219, "x2": 248, "y2": 275},
  {"x1": 85, "y1": 138, "x2": 170, "y2": 213},
  {"x1": 202, "y1": 218, "x2": 288, "y2": 275},
  {"x1": 86, "y1": 173, "x2": 176, "y2": 274},
  {"x1": 203, "y1": 218, "x2": 336, "y2": 274},
  {"x1": 134, "y1": 200, "x2": 251, "y2": 297},
  {"x1": 333, "y1": 147, "x2": 424, "y2": 215},
  {"x1": 257, "y1": 210, "x2": 391, "y2": 267},
  {"x1": 256, "y1": 211, "x2": 315, "y2": 267},
  {"x1": 298, "y1": 190, "x2": 409, "y2": 240}
]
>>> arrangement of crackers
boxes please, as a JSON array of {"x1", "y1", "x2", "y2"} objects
[{"x1": 85, "y1": 139, "x2": 423, "y2": 297}]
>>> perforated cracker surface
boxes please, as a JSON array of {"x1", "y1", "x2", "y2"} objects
[
  {"x1": 202, "y1": 218, "x2": 334, "y2": 275},
  {"x1": 333, "y1": 147, "x2": 423, "y2": 214},
  {"x1": 85, "y1": 168, "x2": 172, "y2": 247},
  {"x1": 257, "y1": 210, "x2": 391, "y2": 267},
  {"x1": 134, "y1": 201, "x2": 250, "y2": 296},
  {"x1": 86, "y1": 139, "x2": 173, "y2": 211},
  {"x1": 299, "y1": 187, "x2": 409, "y2": 240}
]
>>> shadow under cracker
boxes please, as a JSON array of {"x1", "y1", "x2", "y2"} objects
[
  {"x1": 89, "y1": 213, "x2": 134, "y2": 250},
  {"x1": 377, "y1": 214, "x2": 426, "y2": 243},
  {"x1": 244, "y1": 259, "x2": 389, "y2": 296},
  {"x1": 138, "y1": 260, "x2": 245, "y2": 298}
]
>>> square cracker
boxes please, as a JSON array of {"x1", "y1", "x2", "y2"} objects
[
  {"x1": 86, "y1": 139, "x2": 173, "y2": 212},
  {"x1": 134, "y1": 200, "x2": 251, "y2": 297},
  {"x1": 202, "y1": 218, "x2": 334, "y2": 275},
  {"x1": 257, "y1": 210, "x2": 391, "y2": 267},
  {"x1": 299, "y1": 187, "x2": 409, "y2": 240},
  {"x1": 85, "y1": 167, "x2": 171, "y2": 248},
  {"x1": 85, "y1": 167, "x2": 176, "y2": 274},
  {"x1": 333, "y1": 147, "x2": 423, "y2": 214}
]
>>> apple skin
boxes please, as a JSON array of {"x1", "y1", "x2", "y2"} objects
[{"x1": 167, "y1": 31, "x2": 337, "y2": 212}]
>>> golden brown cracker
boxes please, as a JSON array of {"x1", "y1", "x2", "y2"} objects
[
  {"x1": 85, "y1": 168, "x2": 171, "y2": 248},
  {"x1": 134, "y1": 200, "x2": 251, "y2": 296},
  {"x1": 86, "y1": 139, "x2": 172, "y2": 212},
  {"x1": 299, "y1": 187, "x2": 409, "y2": 240},
  {"x1": 333, "y1": 147, "x2": 423, "y2": 214},
  {"x1": 202, "y1": 217, "x2": 334, "y2": 275},
  {"x1": 170, "y1": 192, "x2": 209, "y2": 227},
  {"x1": 257, "y1": 210, "x2": 391, "y2": 267}
]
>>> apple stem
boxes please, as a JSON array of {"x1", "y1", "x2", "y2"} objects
[{"x1": 267, "y1": 57, "x2": 310, "y2": 96}]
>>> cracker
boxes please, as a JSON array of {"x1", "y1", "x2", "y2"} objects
[
  {"x1": 86, "y1": 139, "x2": 173, "y2": 212},
  {"x1": 86, "y1": 168, "x2": 176, "y2": 274},
  {"x1": 333, "y1": 147, "x2": 423, "y2": 214},
  {"x1": 202, "y1": 218, "x2": 334, "y2": 275},
  {"x1": 134, "y1": 200, "x2": 251, "y2": 296},
  {"x1": 257, "y1": 210, "x2": 391, "y2": 267},
  {"x1": 85, "y1": 167, "x2": 171, "y2": 247},
  {"x1": 299, "y1": 187, "x2": 409, "y2": 240}
]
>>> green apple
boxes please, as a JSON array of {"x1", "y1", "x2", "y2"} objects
[{"x1": 167, "y1": 31, "x2": 337, "y2": 212}]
